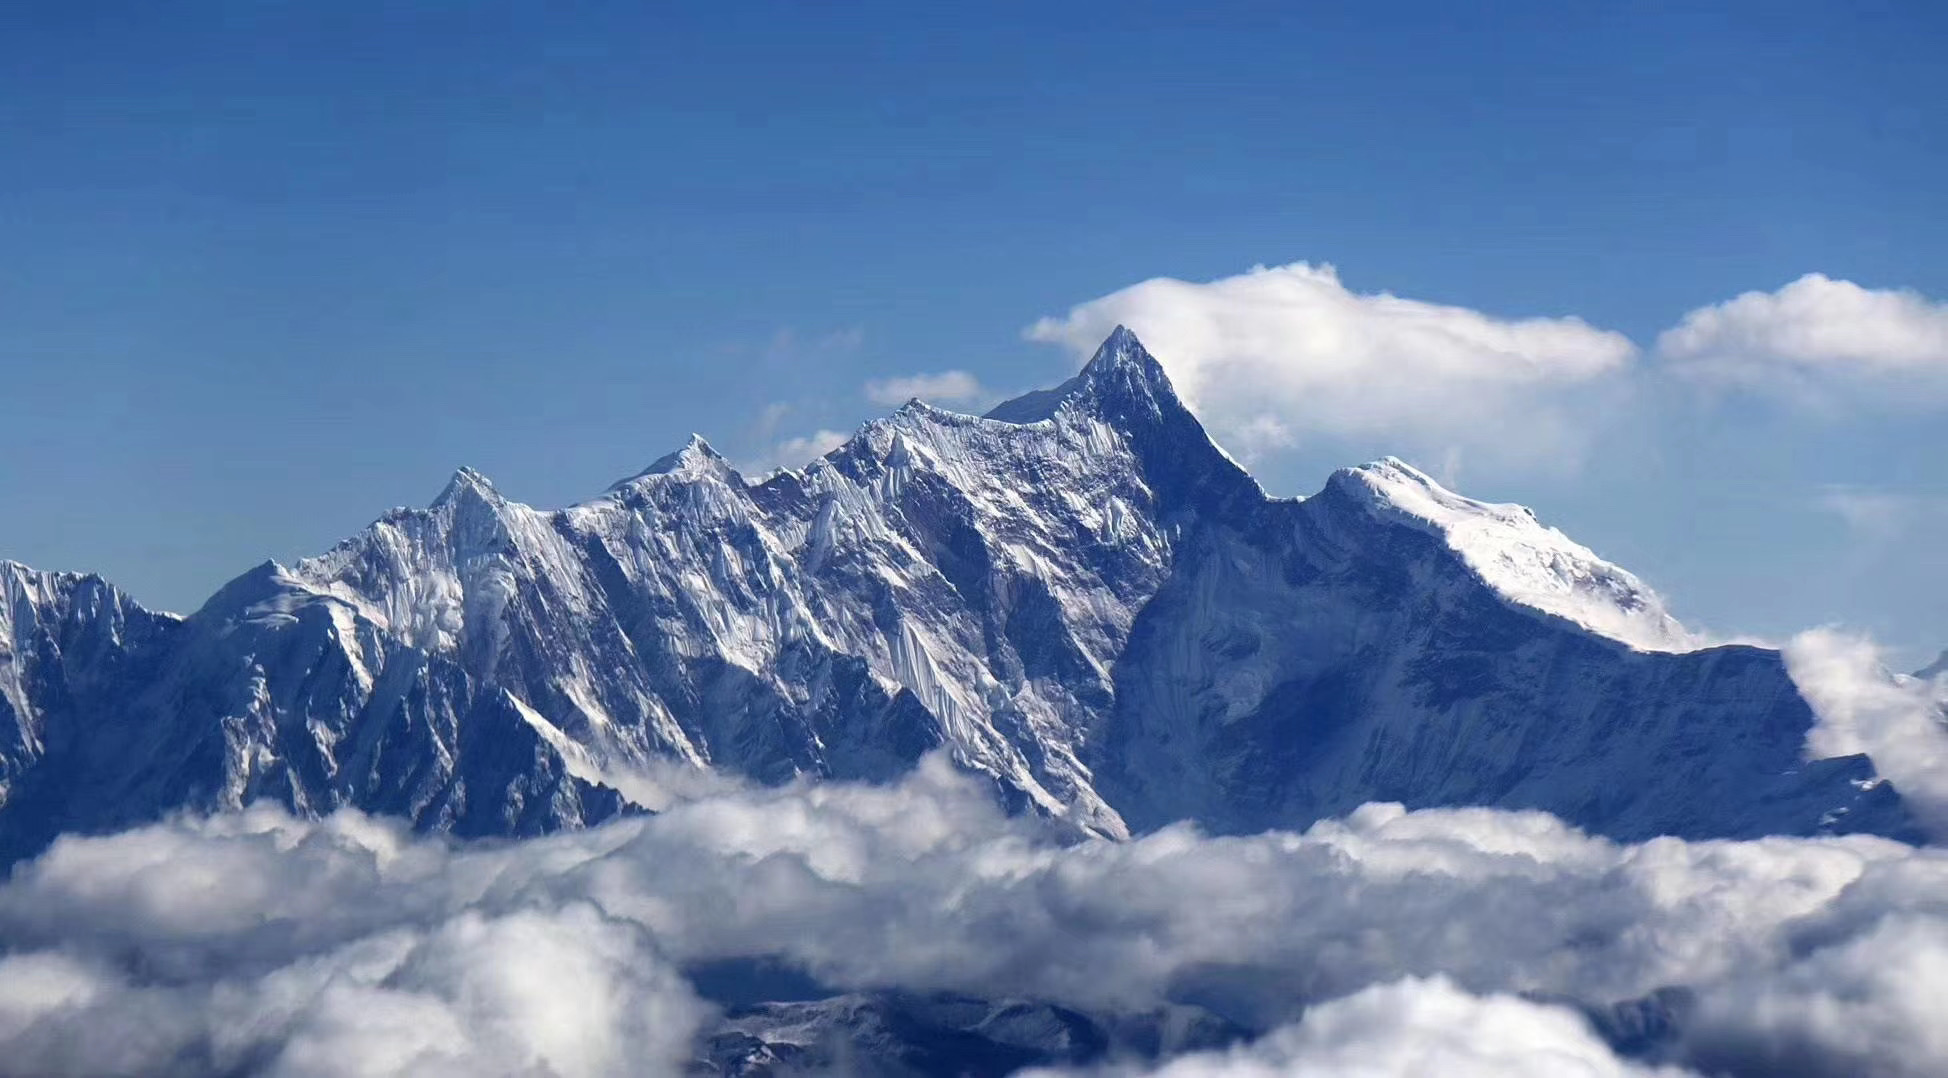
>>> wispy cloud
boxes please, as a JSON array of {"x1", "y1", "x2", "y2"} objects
[
  {"x1": 746, "y1": 427, "x2": 850, "y2": 475},
  {"x1": 738, "y1": 400, "x2": 853, "y2": 475},
  {"x1": 863, "y1": 370, "x2": 988, "y2": 408},
  {"x1": 753, "y1": 325, "x2": 865, "y2": 362},
  {"x1": 1812, "y1": 485, "x2": 1944, "y2": 543}
]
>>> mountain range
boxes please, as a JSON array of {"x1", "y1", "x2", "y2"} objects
[{"x1": 0, "y1": 327, "x2": 1917, "y2": 865}]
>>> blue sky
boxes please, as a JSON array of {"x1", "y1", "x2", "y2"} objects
[{"x1": 2, "y1": 2, "x2": 1943, "y2": 663}]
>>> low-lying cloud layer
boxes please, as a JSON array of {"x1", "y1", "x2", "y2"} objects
[
  {"x1": 6, "y1": 748, "x2": 1948, "y2": 1077},
  {"x1": 1030, "y1": 978, "x2": 1691, "y2": 1078}
]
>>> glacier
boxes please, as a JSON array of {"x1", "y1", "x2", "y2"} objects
[{"x1": 0, "y1": 327, "x2": 1916, "y2": 861}]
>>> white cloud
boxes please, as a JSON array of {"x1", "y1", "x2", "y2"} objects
[
  {"x1": 1815, "y1": 486, "x2": 1920, "y2": 539},
  {"x1": 754, "y1": 325, "x2": 865, "y2": 362},
  {"x1": 1657, "y1": 274, "x2": 1948, "y2": 404},
  {"x1": 864, "y1": 370, "x2": 988, "y2": 408},
  {"x1": 752, "y1": 400, "x2": 792, "y2": 436},
  {"x1": 1812, "y1": 485, "x2": 1946, "y2": 544},
  {"x1": 745, "y1": 428, "x2": 850, "y2": 475},
  {"x1": 6, "y1": 747, "x2": 1948, "y2": 1075},
  {"x1": 743, "y1": 400, "x2": 859, "y2": 475},
  {"x1": 816, "y1": 325, "x2": 866, "y2": 352},
  {"x1": 1021, "y1": 267, "x2": 1948, "y2": 482},
  {"x1": 1690, "y1": 914, "x2": 1948, "y2": 1078},
  {"x1": 1025, "y1": 263, "x2": 1636, "y2": 468},
  {"x1": 1789, "y1": 627, "x2": 1948, "y2": 838},
  {"x1": 0, "y1": 810, "x2": 711, "y2": 1077},
  {"x1": 1033, "y1": 978, "x2": 1694, "y2": 1078}
]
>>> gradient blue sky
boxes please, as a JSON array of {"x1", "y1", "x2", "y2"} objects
[{"x1": 2, "y1": 2, "x2": 1943, "y2": 663}]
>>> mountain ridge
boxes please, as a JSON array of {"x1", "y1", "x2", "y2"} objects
[{"x1": 0, "y1": 329, "x2": 1917, "y2": 859}]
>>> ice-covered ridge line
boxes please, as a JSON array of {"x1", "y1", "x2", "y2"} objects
[
  {"x1": 1338, "y1": 458, "x2": 1701, "y2": 653},
  {"x1": 2, "y1": 563, "x2": 183, "y2": 800},
  {"x1": 0, "y1": 562, "x2": 67, "y2": 754},
  {"x1": 1, "y1": 560, "x2": 184, "y2": 623}
]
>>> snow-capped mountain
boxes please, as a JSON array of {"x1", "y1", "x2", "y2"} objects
[
  {"x1": 0, "y1": 564, "x2": 181, "y2": 818},
  {"x1": 0, "y1": 328, "x2": 1915, "y2": 860}
]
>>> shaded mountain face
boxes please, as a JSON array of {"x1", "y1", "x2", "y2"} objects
[
  {"x1": 689, "y1": 990, "x2": 1245, "y2": 1077},
  {"x1": 0, "y1": 329, "x2": 1916, "y2": 860},
  {"x1": 1917, "y1": 650, "x2": 1948, "y2": 682}
]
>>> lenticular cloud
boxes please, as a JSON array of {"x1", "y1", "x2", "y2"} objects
[{"x1": 3, "y1": 754, "x2": 1948, "y2": 1077}]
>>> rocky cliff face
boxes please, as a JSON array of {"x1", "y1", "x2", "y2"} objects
[{"x1": 0, "y1": 328, "x2": 1915, "y2": 861}]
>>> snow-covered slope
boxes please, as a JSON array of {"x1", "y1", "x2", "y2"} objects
[
  {"x1": 1337, "y1": 458, "x2": 1697, "y2": 652},
  {"x1": 0, "y1": 563, "x2": 180, "y2": 819},
  {"x1": 0, "y1": 328, "x2": 1916, "y2": 859}
]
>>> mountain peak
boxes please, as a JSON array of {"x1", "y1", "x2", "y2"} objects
[
  {"x1": 0, "y1": 560, "x2": 58, "y2": 611},
  {"x1": 1081, "y1": 324, "x2": 1146, "y2": 371},
  {"x1": 1341, "y1": 455, "x2": 1439, "y2": 497},
  {"x1": 433, "y1": 466, "x2": 503, "y2": 509},
  {"x1": 1078, "y1": 325, "x2": 1173, "y2": 398},
  {"x1": 1333, "y1": 457, "x2": 1531, "y2": 526},
  {"x1": 985, "y1": 326, "x2": 1177, "y2": 425},
  {"x1": 610, "y1": 435, "x2": 734, "y2": 490},
  {"x1": 978, "y1": 326, "x2": 1256, "y2": 517}
]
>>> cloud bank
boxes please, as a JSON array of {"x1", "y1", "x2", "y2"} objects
[
  {"x1": 5, "y1": 753, "x2": 1948, "y2": 1076},
  {"x1": 1032, "y1": 978, "x2": 1690, "y2": 1078},
  {"x1": 1024, "y1": 263, "x2": 1636, "y2": 465}
]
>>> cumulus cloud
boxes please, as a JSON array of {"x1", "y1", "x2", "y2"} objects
[
  {"x1": 1022, "y1": 267, "x2": 1948, "y2": 482},
  {"x1": 1657, "y1": 274, "x2": 1948, "y2": 405},
  {"x1": 1790, "y1": 628, "x2": 1948, "y2": 838},
  {"x1": 864, "y1": 370, "x2": 988, "y2": 408},
  {"x1": 7, "y1": 754, "x2": 1948, "y2": 1075},
  {"x1": 1024, "y1": 263, "x2": 1636, "y2": 467},
  {"x1": 0, "y1": 812, "x2": 711, "y2": 1077},
  {"x1": 1033, "y1": 978, "x2": 1693, "y2": 1078},
  {"x1": 1690, "y1": 912, "x2": 1948, "y2": 1078}
]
